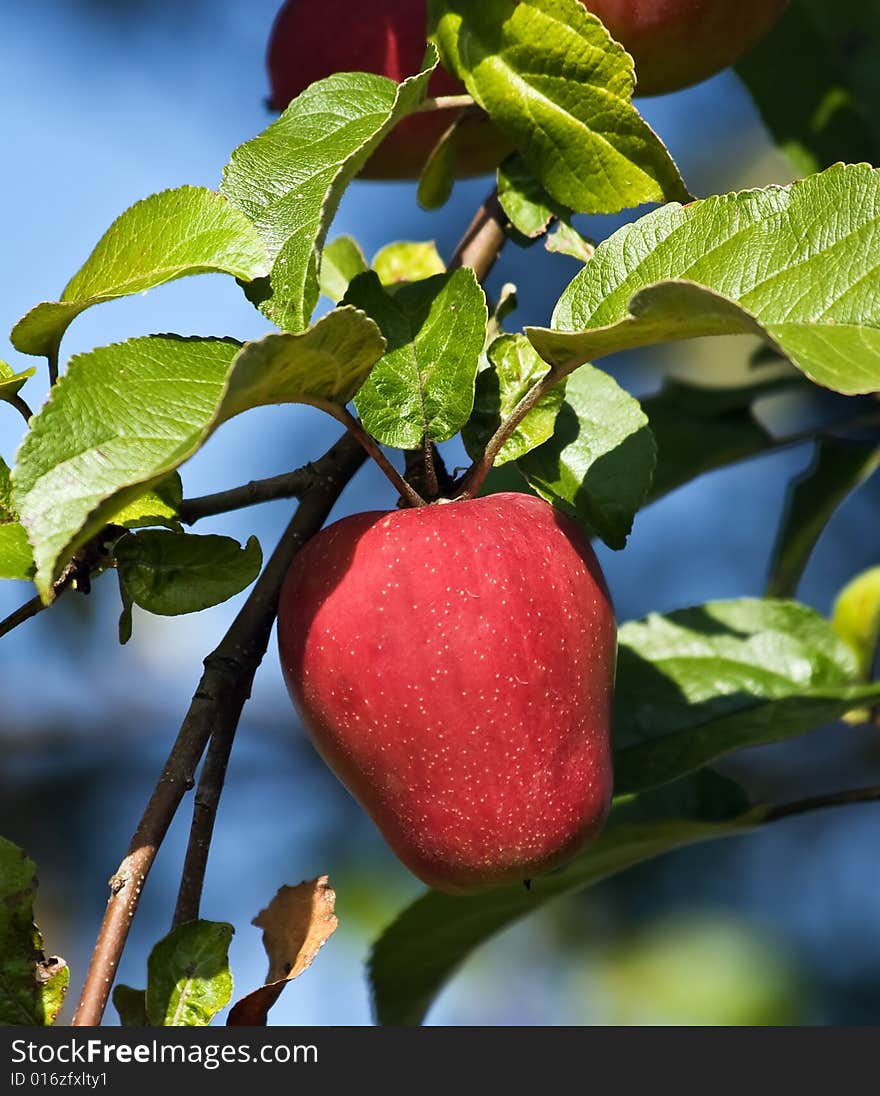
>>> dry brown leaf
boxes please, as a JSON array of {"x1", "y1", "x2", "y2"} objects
[{"x1": 227, "y1": 875, "x2": 338, "y2": 1026}]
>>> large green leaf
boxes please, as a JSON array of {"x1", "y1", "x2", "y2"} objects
[
  {"x1": 146, "y1": 920, "x2": 233, "y2": 1027},
  {"x1": 614, "y1": 598, "x2": 880, "y2": 794},
  {"x1": 517, "y1": 365, "x2": 656, "y2": 549},
  {"x1": 12, "y1": 307, "x2": 384, "y2": 599},
  {"x1": 0, "y1": 836, "x2": 68, "y2": 1025},
  {"x1": 370, "y1": 772, "x2": 759, "y2": 1026},
  {"x1": 116, "y1": 531, "x2": 262, "y2": 617},
  {"x1": 528, "y1": 165, "x2": 880, "y2": 396},
  {"x1": 11, "y1": 188, "x2": 270, "y2": 362},
  {"x1": 429, "y1": 0, "x2": 688, "y2": 214},
  {"x1": 221, "y1": 64, "x2": 432, "y2": 332},
  {"x1": 463, "y1": 333, "x2": 566, "y2": 466},
  {"x1": 348, "y1": 269, "x2": 487, "y2": 448},
  {"x1": 767, "y1": 439, "x2": 880, "y2": 598},
  {"x1": 737, "y1": 0, "x2": 880, "y2": 176}
]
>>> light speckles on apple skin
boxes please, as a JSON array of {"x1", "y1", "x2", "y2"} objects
[{"x1": 277, "y1": 492, "x2": 616, "y2": 893}]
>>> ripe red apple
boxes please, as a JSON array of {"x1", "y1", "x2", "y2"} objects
[
  {"x1": 277, "y1": 492, "x2": 616, "y2": 893},
  {"x1": 266, "y1": 0, "x2": 509, "y2": 179},
  {"x1": 583, "y1": 0, "x2": 789, "y2": 96}
]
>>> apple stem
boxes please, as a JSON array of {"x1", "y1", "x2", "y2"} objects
[
  {"x1": 329, "y1": 405, "x2": 427, "y2": 508},
  {"x1": 456, "y1": 367, "x2": 563, "y2": 498},
  {"x1": 422, "y1": 437, "x2": 440, "y2": 498},
  {"x1": 417, "y1": 94, "x2": 475, "y2": 113}
]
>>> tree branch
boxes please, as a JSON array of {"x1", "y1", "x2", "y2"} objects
[
  {"x1": 178, "y1": 466, "x2": 322, "y2": 525},
  {"x1": 0, "y1": 594, "x2": 45, "y2": 640},
  {"x1": 766, "y1": 784, "x2": 880, "y2": 823},
  {"x1": 448, "y1": 186, "x2": 508, "y2": 283},
  {"x1": 171, "y1": 719, "x2": 238, "y2": 928},
  {"x1": 72, "y1": 432, "x2": 366, "y2": 1026}
]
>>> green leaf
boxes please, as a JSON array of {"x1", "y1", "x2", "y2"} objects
[
  {"x1": 737, "y1": 0, "x2": 880, "y2": 175},
  {"x1": 370, "y1": 771, "x2": 758, "y2": 1026},
  {"x1": 767, "y1": 439, "x2": 880, "y2": 598},
  {"x1": 497, "y1": 156, "x2": 595, "y2": 261},
  {"x1": 417, "y1": 117, "x2": 460, "y2": 212},
  {"x1": 833, "y1": 566, "x2": 880, "y2": 680},
  {"x1": 0, "y1": 459, "x2": 35, "y2": 581},
  {"x1": 0, "y1": 836, "x2": 69, "y2": 1025},
  {"x1": 0, "y1": 360, "x2": 36, "y2": 410},
  {"x1": 528, "y1": 165, "x2": 880, "y2": 396},
  {"x1": 373, "y1": 241, "x2": 446, "y2": 287},
  {"x1": 417, "y1": 108, "x2": 513, "y2": 212},
  {"x1": 429, "y1": 0, "x2": 688, "y2": 214},
  {"x1": 146, "y1": 920, "x2": 233, "y2": 1027},
  {"x1": 11, "y1": 188, "x2": 271, "y2": 361},
  {"x1": 517, "y1": 365, "x2": 656, "y2": 550},
  {"x1": 463, "y1": 334, "x2": 566, "y2": 465},
  {"x1": 545, "y1": 220, "x2": 594, "y2": 263},
  {"x1": 497, "y1": 154, "x2": 560, "y2": 239},
  {"x1": 643, "y1": 374, "x2": 807, "y2": 503},
  {"x1": 108, "y1": 474, "x2": 183, "y2": 531},
  {"x1": 12, "y1": 307, "x2": 384, "y2": 599},
  {"x1": 347, "y1": 269, "x2": 487, "y2": 448},
  {"x1": 113, "y1": 985, "x2": 148, "y2": 1027},
  {"x1": 116, "y1": 531, "x2": 262, "y2": 616},
  {"x1": 0, "y1": 523, "x2": 36, "y2": 582},
  {"x1": 320, "y1": 236, "x2": 368, "y2": 303},
  {"x1": 614, "y1": 598, "x2": 880, "y2": 794},
  {"x1": 0, "y1": 457, "x2": 15, "y2": 518},
  {"x1": 221, "y1": 63, "x2": 433, "y2": 332}
]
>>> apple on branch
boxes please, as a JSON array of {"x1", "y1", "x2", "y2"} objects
[
  {"x1": 277, "y1": 492, "x2": 616, "y2": 893},
  {"x1": 266, "y1": 0, "x2": 789, "y2": 179}
]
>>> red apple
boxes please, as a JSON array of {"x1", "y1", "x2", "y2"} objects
[
  {"x1": 583, "y1": 0, "x2": 789, "y2": 96},
  {"x1": 266, "y1": 0, "x2": 509, "y2": 179},
  {"x1": 277, "y1": 492, "x2": 616, "y2": 893}
]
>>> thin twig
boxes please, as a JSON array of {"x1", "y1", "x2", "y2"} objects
[
  {"x1": 0, "y1": 594, "x2": 45, "y2": 640},
  {"x1": 72, "y1": 432, "x2": 366, "y2": 1026},
  {"x1": 327, "y1": 404, "x2": 426, "y2": 508},
  {"x1": 178, "y1": 466, "x2": 321, "y2": 525},
  {"x1": 766, "y1": 784, "x2": 880, "y2": 823},
  {"x1": 448, "y1": 186, "x2": 508, "y2": 283},
  {"x1": 171, "y1": 723, "x2": 237, "y2": 927}
]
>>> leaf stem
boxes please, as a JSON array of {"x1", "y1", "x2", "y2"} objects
[
  {"x1": 47, "y1": 347, "x2": 59, "y2": 387},
  {"x1": 416, "y1": 94, "x2": 475, "y2": 113},
  {"x1": 457, "y1": 366, "x2": 562, "y2": 498},
  {"x1": 328, "y1": 405, "x2": 427, "y2": 508},
  {"x1": 72, "y1": 431, "x2": 366, "y2": 1027},
  {"x1": 8, "y1": 393, "x2": 34, "y2": 425}
]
